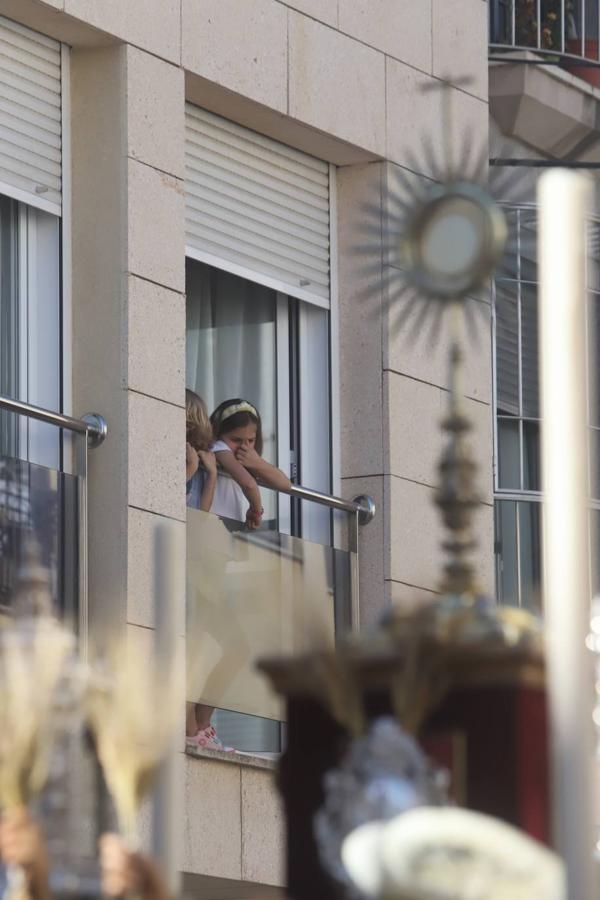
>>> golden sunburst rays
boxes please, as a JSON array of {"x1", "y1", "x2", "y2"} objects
[
  {"x1": 85, "y1": 634, "x2": 181, "y2": 846},
  {"x1": 353, "y1": 80, "x2": 534, "y2": 350},
  {"x1": 0, "y1": 614, "x2": 80, "y2": 811}
]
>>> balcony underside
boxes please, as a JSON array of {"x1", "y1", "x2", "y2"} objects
[{"x1": 490, "y1": 52, "x2": 600, "y2": 160}]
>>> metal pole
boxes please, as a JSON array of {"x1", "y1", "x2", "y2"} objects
[
  {"x1": 538, "y1": 168, "x2": 596, "y2": 897},
  {"x1": 77, "y1": 432, "x2": 89, "y2": 658},
  {"x1": 348, "y1": 511, "x2": 360, "y2": 634}
]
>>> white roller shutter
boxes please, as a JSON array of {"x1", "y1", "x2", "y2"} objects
[
  {"x1": 185, "y1": 104, "x2": 330, "y2": 307},
  {"x1": 0, "y1": 15, "x2": 62, "y2": 215}
]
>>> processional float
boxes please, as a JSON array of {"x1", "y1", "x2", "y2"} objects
[{"x1": 259, "y1": 89, "x2": 598, "y2": 899}]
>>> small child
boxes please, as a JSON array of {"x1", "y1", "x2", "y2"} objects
[
  {"x1": 210, "y1": 398, "x2": 291, "y2": 528},
  {"x1": 185, "y1": 389, "x2": 226, "y2": 751},
  {"x1": 185, "y1": 389, "x2": 217, "y2": 512}
]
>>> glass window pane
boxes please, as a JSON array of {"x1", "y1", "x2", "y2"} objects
[
  {"x1": 498, "y1": 418, "x2": 521, "y2": 490},
  {"x1": 587, "y1": 220, "x2": 600, "y2": 292},
  {"x1": 541, "y1": 0, "x2": 563, "y2": 50},
  {"x1": 590, "y1": 428, "x2": 600, "y2": 500},
  {"x1": 518, "y1": 501, "x2": 542, "y2": 612},
  {"x1": 585, "y1": 0, "x2": 599, "y2": 58},
  {"x1": 565, "y1": 0, "x2": 583, "y2": 54},
  {"x1": 516, "y1": 0, "x2": 539, "y2": 46},
  {"x1": 495, "y1": 282, "x2": 520, "y2": 416},
  {"x1": 589, "y1": 295, "x2": 600, "y2": 428},
  {"x1": 491, "y1": 0, "x2": 514, "y2": 43},
  {"x1": 495, "y1": 500, "x2": 519, "y2": 605},
  {"x1": 0, "y1": 196, "x2": 18, "y2": 459},
  {"x1": 523, "y1": 420, "x2": 540, "y2": 490},
  {"x1": 521, "y1": 284, "x2": 539, "y2": 418},
  {"x1": 186, "y1": 259, "x2": 278, "y2": 522},
  {"x1": 520, "y1": 209, "x2": 537, "y2": 282}
]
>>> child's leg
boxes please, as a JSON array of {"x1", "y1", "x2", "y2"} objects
[
  {"x1": 186, "y1": 702, "x2": 199, "y2": 736},
  {"x1": 195, "y1": 703, "x2": 215, "y2": 730}
]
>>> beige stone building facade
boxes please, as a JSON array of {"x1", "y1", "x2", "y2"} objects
[{"x1": 1, "y1": 0, "x2": 598, "y2": 896}]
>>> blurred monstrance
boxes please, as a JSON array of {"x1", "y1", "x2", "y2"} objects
[{"x1": 259, "y1": 97, "x2": 552, "y2": 900}]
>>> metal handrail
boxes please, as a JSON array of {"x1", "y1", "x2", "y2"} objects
[
  {"x1": 0, "y1": 395, "x2": 107, "y2": 447},
  {"x1": 0, "y1": 395, "x2": 376, "y2": 522},
  {"x1": 284, "y1": 483, "x2": 375, "y2": 525}
]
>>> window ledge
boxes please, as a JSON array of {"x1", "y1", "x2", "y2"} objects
[{"x1": 185, "y1": 745, "x2": 279, "y2": 771}]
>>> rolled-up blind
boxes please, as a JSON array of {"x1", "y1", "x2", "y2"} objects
[
  {"x1": 185, "y1": 104, "x2": 330, "y2": 307},
  {"x1": 0, "y1": 15, "x2": 62, "y2": 214}
]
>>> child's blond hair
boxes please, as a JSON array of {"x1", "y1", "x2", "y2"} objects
[{"x1": 185, "y1": 389, "x2": 213, "y2": 451}]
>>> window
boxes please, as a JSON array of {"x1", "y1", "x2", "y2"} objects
[
  {"x1": 184, "y1": 103, "x2": 336, "y2": 545},
  {"x1": 494, "y1": 206, "x2": 600, "y2": 610},
  {"x1": 0, "y1": 196, "x2": 61, "y2": 467},
  {"x1": 0, "y1": 16, "x2": 66, "y2": 612},
  {"x1": 186, "y1": 258, "x2": 332, "y2": 543}
]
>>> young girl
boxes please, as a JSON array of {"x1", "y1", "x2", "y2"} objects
[
  {"x1": 210, "y1": 398, "x2": 291, "y2": 527},
  {"x1": 185, "y1": 389, "x2": 217, "y2": 512},
  {"x1": 185, "y1": 389, "x2": 226, "y2": 751}
]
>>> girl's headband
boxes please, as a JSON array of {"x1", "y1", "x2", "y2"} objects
[{"x1": 219, "y1": 401, "x2": 258, "y2": 424}]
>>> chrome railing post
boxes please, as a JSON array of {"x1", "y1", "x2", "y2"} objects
[
  {"x1": 349, "y1": 510, "x2": 360, "y2": 634},
  {"x1": 76, "y1": 432, "x2": 89, "y2": 657}
]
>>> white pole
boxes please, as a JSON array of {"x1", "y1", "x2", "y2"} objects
[
  {"x1": 152, "y1": 519, "x2": 182, "y2": 896},
  {"x1": 538, "y1": 169, "x2": 596, "y2": 896}
]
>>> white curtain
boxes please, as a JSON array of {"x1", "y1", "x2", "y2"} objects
[{"x1": 186, "y1": 259, "x2": 278, "y2": 465}]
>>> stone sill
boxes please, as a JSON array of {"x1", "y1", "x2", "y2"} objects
[{"x1": 185, "y1": 745, "x2": 279, "y2": 771}]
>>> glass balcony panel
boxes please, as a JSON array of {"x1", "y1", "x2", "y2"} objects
[
  {"x1": 585, "y1": 0, "x2": 600, "y2": 58},
  {"x1": 186, "y1": 508, "x2": 351, "y2": 725},
  {"x1": 0, "y1": 452, "x2": 80, "y2": 621},
  {"x1": 515, "y1": 0, "x2": 540, "y2": 46},
  {"x1": 541, "y1": 0, "x2": 563, "y2": 50}
]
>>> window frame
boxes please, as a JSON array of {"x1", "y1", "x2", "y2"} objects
[{"x1": 184, "y1": 163, "x2": 340, "y2": 544}]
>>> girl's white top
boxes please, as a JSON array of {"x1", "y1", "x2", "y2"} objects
[{"x1": 211, "y1": 440, "x2": 248, "y2": 522}]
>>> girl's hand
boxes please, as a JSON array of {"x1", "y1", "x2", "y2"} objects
[
  {"x1": 186, "y1": 442, "x2": 199, "y2": 479},
  {"x1": 234, "y1": 446, "x2": 263, "y2": 470},
  {"x1": 198, "y1": 450, "x2": 217, "y2": 478},
  {"x1": 245, "y1": 505, "x2": 263, "y2": 530}
]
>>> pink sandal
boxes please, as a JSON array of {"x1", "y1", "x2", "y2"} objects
[{"x1": 186, "y1": 725, "x2": 235, "y2": 753}]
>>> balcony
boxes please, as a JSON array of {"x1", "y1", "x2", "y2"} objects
[
  {"x1": 186, "y1": 485, "x2": 373, "y2": 755},
  {"x1": 489, "y1": 2, "x2": 600, "y2": 161},
  {"x1": 0, "y1": 396, "x2": 105, "y2": 629},
  {"x1": 490, "y1": 0, "x2": 600, "y2": 64}
]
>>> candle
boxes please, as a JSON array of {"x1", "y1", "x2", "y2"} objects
[{"x1": 538, "y1": 169, "x2": 596, "y2": 896}]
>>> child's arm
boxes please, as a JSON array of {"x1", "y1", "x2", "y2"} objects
[
  {"x1": 215, "y1": 450, "x2": 263, "y2": 526},
  {"x1": 186, "y1": 442, "x2": 199, "y2": 480},
  {"x1": 234, "y1": 447, "x2": 292, "y2": 493},
  {"x1": 198, "y1": 450, "x2": 217, "y2": 512}
]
